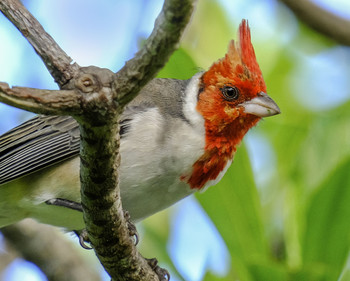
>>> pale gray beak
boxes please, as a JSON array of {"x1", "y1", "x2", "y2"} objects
[{"x1": 242, "y1": 92, "x2": 280, "y2": 117}]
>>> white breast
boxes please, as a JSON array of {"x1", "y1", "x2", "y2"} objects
[
  {"x1": 119, "y1": 73, "x2": 207, "y2": 221},
  {"x1": 119, "y1": 108, "x2": 205, "y2": 220}
]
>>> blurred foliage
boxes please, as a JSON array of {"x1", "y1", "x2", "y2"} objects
[{"x1": 145, "y1": 0, "x2": 350, "y2": 280}]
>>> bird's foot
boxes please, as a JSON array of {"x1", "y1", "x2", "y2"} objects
[
  {"x1": 46, "y1": 199, "x2": 138, "y2": 247},
  {"x1": 46, "y1": 199, "x2": 92, "y2": 249},
  {"x1": 146, "y1": 258, "x2": 170, "y2": 281},
  {"x1": 74, "y1": 229, "x2": 93, "y2": 250},
  {"x1": 124, "y1": 210, "x2": 139, "y2": 245}
]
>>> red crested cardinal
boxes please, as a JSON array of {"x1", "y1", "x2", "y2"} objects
[{"x1": 0, "y1": 20, "x2": 280, "y2": 230}]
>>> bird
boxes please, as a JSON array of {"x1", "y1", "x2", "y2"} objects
[{"x1": 0, "y1": 20, "x2": 280, "y2": 231}]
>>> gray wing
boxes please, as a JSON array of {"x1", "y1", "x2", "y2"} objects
[
  {"x1": 0, "y1": 115, "x2": 80, "y2": 184},
  {"x1": 0, "y1": 78, "x2": 190, "y2": 185},
  {"x1": 0, "y1": 114, "x2": 135, "y2": 185}
]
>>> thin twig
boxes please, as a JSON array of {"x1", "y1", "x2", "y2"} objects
[
  {"x1": 0, "y1": 0, "x2": 80, "y2": 86},
  {"x1": 280, "y1": 0, "x2": 350, "y2": 46},
  {"x1": 114, "y1": 0, "x2": 195, "y2": 105}
]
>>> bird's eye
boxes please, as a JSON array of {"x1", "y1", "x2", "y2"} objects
[{"x1": 220, "y1": 86, "x2": 240, "y2": 101}]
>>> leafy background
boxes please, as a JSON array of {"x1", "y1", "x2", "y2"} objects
[{"x1": 0, "y1": 0, "x2": 350, "y2": 280}]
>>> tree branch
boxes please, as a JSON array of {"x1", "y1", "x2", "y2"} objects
[
  {"x1": 1, "y1": 219, "x2": 101, "y2": 281},
  {"x1": 280, "y1": 0, "x2": 350, "y2": 46},
  {"x1": 0, "y1": 82, "x2": 80, "y2": 115},
  {"x1": 0, "y1": 0, "x2": 80, "y2": 86},
  {"x1": 78, "y1": 1, "x2": 195, "y2": 279},
  {"x1": 113, "y1": 0, "x2": 195, "y2": 105},
  {"x1": 78, "y1": 116, "x2": 159, "y2": 281}
]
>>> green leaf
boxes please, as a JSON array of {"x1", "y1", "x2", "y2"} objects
[
  {"x1": 249, "y1": 262, "x2": 288, "y2": 281},
  {"x1": 181, "y1": 0, "x2": 234, "y2": 69},
  {"x1": 197, "y1": 146, "x2": 277, "y2": 281},
  {"x1": 202, "y1": 270, "x2": 235, "y2": 281},
  {"x1": 338, "y1": 268, "x2": 350, "y2": 281},
  {"x1": 301, "y1": 158, "x2": 350, "y2": 280},
  {"x1": 157, "y1": 48, "x2": 198, "y2": 80},
  {"x1": 139, "y1": 211, "x2": 187, "y2": 281}
]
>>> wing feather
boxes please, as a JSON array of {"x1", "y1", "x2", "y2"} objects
[
  {"x1": 0, "y1": 115, "x2": 80, "y2": 184},
  {"x1": 0, "y1": 112, "x2": 137, "y2": 184}
]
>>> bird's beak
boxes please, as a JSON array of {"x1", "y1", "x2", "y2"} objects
[{"x1": 242, "y1": 92, "x2": 280, "y2": 117}]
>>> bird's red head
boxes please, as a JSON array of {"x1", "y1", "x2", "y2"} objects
[
  {"x1": 183, "y1": 19, "x2": 280, "y2": 189},
  {"x1": 201, "y1": 19, "x2": 266, "y2": 103}
]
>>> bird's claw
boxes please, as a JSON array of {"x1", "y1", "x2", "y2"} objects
[
  {"x1": 47, "y1": 199, "x2": 92, "y2": 250},
  {"x1": 147, "y1": 258, "x2": 170, "y2": 281},
  {"x1": 74, "y1": 229, "x2": 93, "y2": 250},
  {"x1": 124, "y1": 210, "x2": 139, "y2": 245}
]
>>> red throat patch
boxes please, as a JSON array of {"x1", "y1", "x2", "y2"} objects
[
  {"x1": 184, "y1": 113, "x2": 260, "y2": 189},
  {"x1": 181, "y1": 19, "x2": 265, "y2": 189}
]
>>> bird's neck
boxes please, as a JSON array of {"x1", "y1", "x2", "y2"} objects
[{"x1": 183, "y1": 113, "x2": 260, "y2": 189}]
